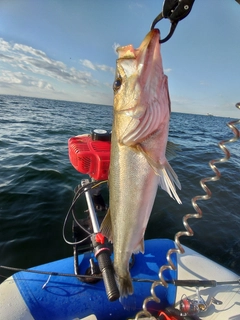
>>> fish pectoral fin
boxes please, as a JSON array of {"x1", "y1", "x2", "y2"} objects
[
  {"x1": 158, "y1": 161, "x2": 182, "y2": 204},
  {"x1": 136, "y1": 145, "x2": 182, "y2": 204},
  {"x1": 136, "y1": 144, "x2": 163, "y2": 174},
  {"x1": 120, "y1": 102, "x2": 159, "y2": 146},
  {"x1": 100, "y1": 209, "x2": 113, "y2": 242},
  {"x1": 121, "y1": 77, "x2": 170, "y2": 147},
  {"x1": 136, "y1": 144, "x2": 182, "y2": 204},
  {"x1": 133, "y1": 237, "x2": 144, "y2": 254},
  {"x1": 136, "y1": 142, "x2": 181, "y2": 170}
]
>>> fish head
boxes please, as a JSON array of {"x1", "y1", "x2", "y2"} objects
[{"x1": 113, "y1": 29, "x2": 166, "y2": 118}]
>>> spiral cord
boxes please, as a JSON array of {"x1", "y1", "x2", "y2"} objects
[{"x1": 134, "y1": 103, "x2": 240, "y2": 320}]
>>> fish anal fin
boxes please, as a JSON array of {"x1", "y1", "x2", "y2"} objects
[{"x1": 100, "y1": 209, "x2": 113, "y2": 242}]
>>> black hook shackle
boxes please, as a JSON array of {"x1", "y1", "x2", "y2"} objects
[{"x1": 151, "y1": 0, "x2": 195, "y2": 43}]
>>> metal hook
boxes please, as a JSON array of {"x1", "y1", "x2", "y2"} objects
[
  {"x1": 151, "y1": 13, "x2": 178, "y2": 43},
  {"x1": 150, "y1": 11, "x2": 178, "y2": 43}
]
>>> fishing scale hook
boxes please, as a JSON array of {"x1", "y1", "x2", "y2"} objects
[{"x1": 151, "y1": 0, "x2": 195, "y2": 43}]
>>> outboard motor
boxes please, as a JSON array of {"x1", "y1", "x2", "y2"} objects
[{"x1": 68, "y1": 129, "x2": 111, "y2": 180}]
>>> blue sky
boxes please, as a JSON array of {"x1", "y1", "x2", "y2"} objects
[{"x1": 0, "y1": 0, "x2": 240, "y2": 117}]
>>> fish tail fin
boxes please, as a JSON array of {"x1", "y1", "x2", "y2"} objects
[
  {"x1": 159, "y1": 161, "x2": 182, "y2": 204},
  {"x1": 117, "y1": 272, "x2": 133, "y2": 298}
]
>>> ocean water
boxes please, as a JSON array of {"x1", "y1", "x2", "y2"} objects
[{"x1": 0, "y1": 94, "x2": 240, "y2": 282}]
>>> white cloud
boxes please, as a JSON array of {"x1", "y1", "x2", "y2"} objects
[
  {"x1": 164, "y1": 68, "x2": 172, "y2": 73},
  {"x1": 128, "y1": 2, "x2": 144, "y2": 10},
  {"x1": 0, "y1": 38, "x2": 98, "y2": 87},
  {"x1": 200, "y1": 81, "x2": 209, "y2": 86},
  {"x1": 0, "y1": 53, "x2": 14, "y2": 62},
  {"x1": 0, "y1": 69, "x2": 56, "y2": 91},
  {"x1": 37, "y1": 80, "x2": 54, "y2": 91},
  {"x1": 0, "y1": 70, "x2": 22, "y2": 84},
  {"x1": 0, "y1": 39, "x2": 11, "y2": 52},
  {"x1": 80, "y1": 59, "x2": 115, "y2": 74},
  {"x1": 0, "y1": 38, "x2": 115, "y2": 103},
  {"x1": 13, "y1": 43, "x2": 48, "y2": 60},
  {"x1": 81, "y1": 59, "x2": 96, "y2": 70}
]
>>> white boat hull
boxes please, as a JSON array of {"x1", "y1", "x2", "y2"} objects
[
  {"x1": 0, "y1": 239, "x2": 239, "y2": 320},
  {"x1": 176, "y1": 245, "x2": 240, "y2": 319}
]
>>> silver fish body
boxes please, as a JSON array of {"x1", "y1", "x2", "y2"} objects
[{"x1": 101, "y1": 29, "x2": 181, "y2": 297}]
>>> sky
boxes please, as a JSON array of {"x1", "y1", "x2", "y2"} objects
[{"x1": 0, "y1": 0, "x2": 240, "y2": 118}]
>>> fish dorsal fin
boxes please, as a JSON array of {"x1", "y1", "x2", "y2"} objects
[
  {"x1": 165, "y1": 141, "x2": 181, "y2": 161},
  {"x1": 120, "y1": 76, "x2": 170, "y2": 147},
  {"x1": 100, "y1": 209, "x2": 113, "y2": 242}
]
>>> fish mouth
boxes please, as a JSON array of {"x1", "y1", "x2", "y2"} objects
[
  {"x1": 136, "y1": 29, "x2": 160, "y2": 66},
  {"x1": 117, "y1": 29, "x2": 160, "y2": 61},
  {"x1": 138, "y1": 29, "x2": 160, "y2": 53}
]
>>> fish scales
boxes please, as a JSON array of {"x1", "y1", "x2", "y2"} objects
[{"x1": 101, "y1": 29, "x2": 181, "y2": 297}]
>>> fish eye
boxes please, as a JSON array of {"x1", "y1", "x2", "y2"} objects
[{"x1": 113, "y1": 77, "x2": 122, "y2": 92}]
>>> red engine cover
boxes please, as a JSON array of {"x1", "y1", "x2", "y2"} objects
[{"x1": 68, "y1": 134, "x2": 111, "y2": 180}]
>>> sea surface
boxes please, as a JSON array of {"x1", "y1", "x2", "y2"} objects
[{"x1": 0, "y1": 94, "x2": 240, "y2": 282}]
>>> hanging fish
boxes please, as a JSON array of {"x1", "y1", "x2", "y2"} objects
[{"x1": 101, "y1": 29, "x2": 181, "y2": 297}]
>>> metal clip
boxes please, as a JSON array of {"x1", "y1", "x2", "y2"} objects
[{"x1": 151, "y1": 0, "x2": 195, "y2": 43}]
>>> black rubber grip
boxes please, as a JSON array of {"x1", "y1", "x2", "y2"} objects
[
  {"x1": 172, "y1": 279, "x2": 217, "y2": 287},
  {"x1": 96, "y1": 250, "x2": 120, "y2": 301}
]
